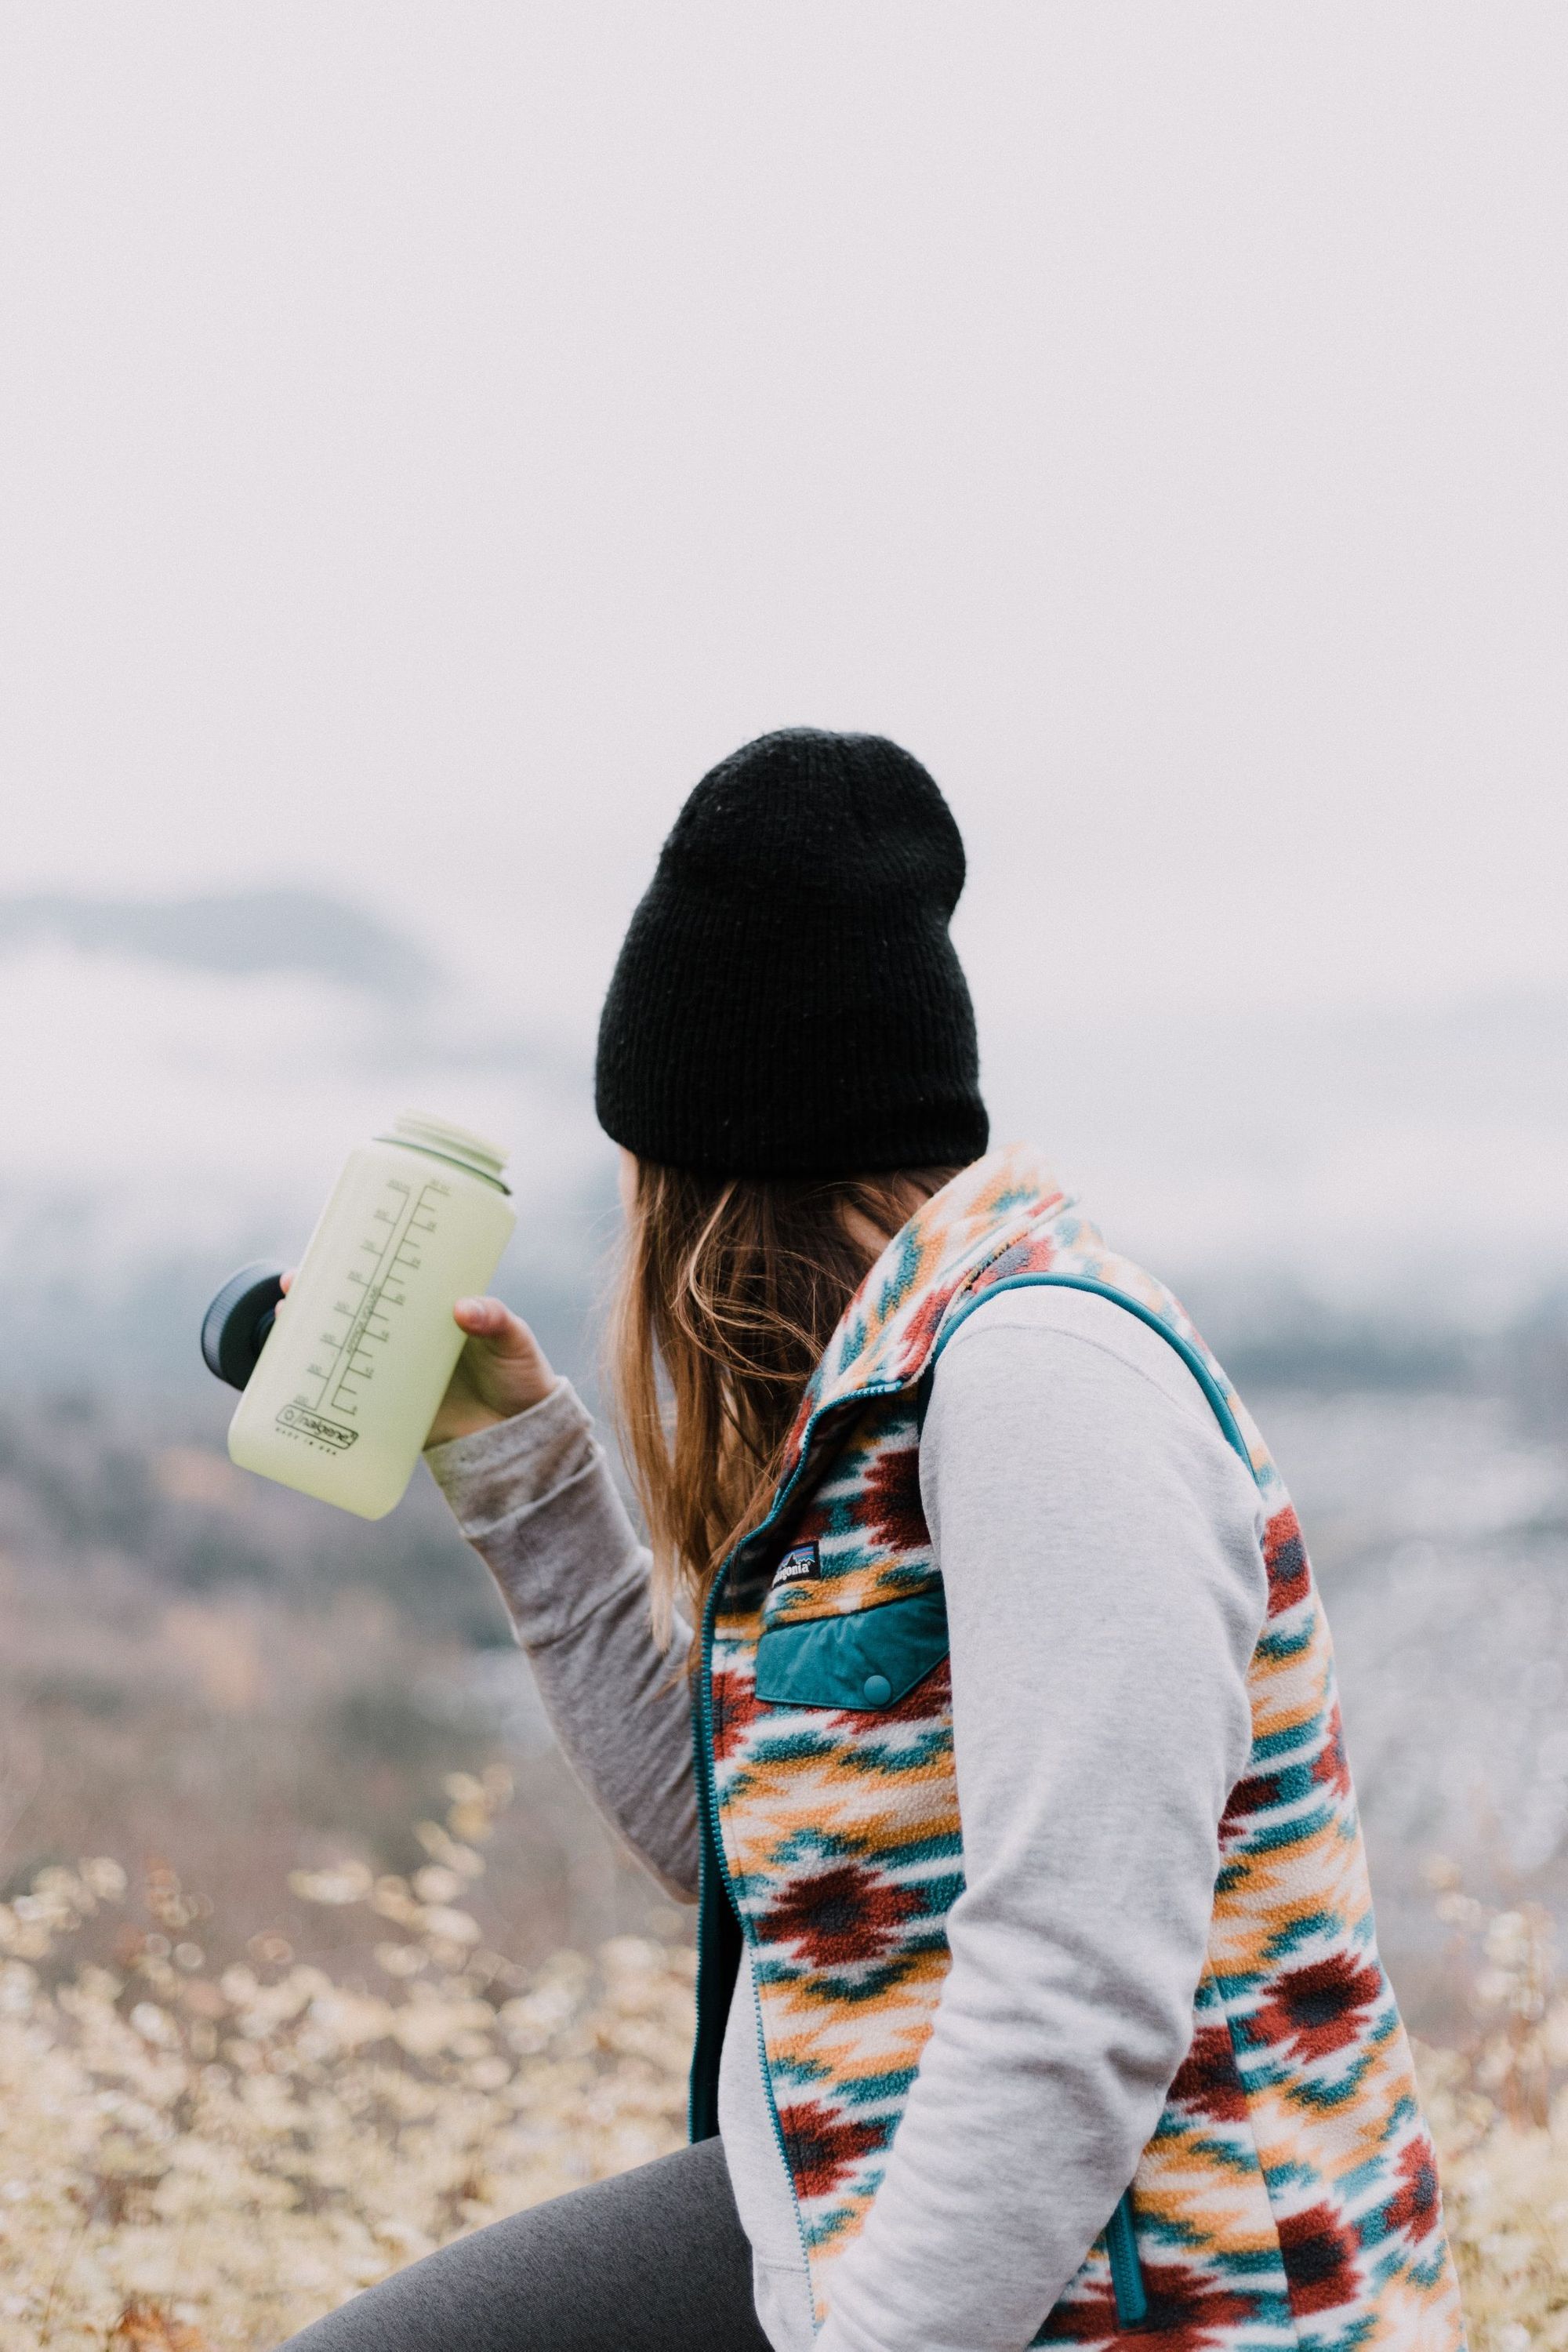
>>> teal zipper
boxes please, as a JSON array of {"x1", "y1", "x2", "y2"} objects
[
  {"x1": 1104, "y1": 2188, "x2": 1149, "y2": 2328},
  {"x1": 686, "y1": 1701, "x2": 739, "y2": 2142},
  {"x1": 689, "y1": 1377, "x2": 914, "y2": 2265},
  {"x1": 695, "y1": 1549, "x2": 815, "y2": 2283}
]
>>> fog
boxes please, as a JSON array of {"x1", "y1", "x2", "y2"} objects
[{"x1": 2, "y1": 4, "x2": 1563, "y2": 1065}]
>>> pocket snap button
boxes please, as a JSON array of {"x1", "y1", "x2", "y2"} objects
[{"x1": 862, "y1": 1672, "x2": 893, "y2": 1707}]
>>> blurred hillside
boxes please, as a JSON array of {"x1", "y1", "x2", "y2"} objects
[
  {"x1": 0, "y1": 889, "x2": 612, "y2": 1391},
  {"x1": 5, "y1": 886, "x2": 1568, "y2": 1381},
  {"x1": 0, "y1": 1380, "x2": 676, "y2": 1989},
  {"x1": 2, "y1": 891, "x2": 1566, "y2": 2038}
]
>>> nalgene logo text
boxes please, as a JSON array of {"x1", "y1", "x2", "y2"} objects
[{"x1": 277, "y1": 1403, "x2": 359, "y2": 1451}]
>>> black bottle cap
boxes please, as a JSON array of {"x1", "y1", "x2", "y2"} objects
[{"x1": 201, "y1": 1264, "x2": 287, "y2": 1392}]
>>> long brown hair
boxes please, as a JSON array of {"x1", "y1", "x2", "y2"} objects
[{"x1": 611, "y1": 1160, "x2": 960, "y2": 1641}]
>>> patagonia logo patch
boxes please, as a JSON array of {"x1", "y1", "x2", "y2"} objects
[{"x1": 773, "y1": 1541, "x2": 820, "y2": 1588}]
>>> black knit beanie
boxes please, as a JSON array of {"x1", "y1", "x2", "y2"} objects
[{"x1": 594, "y1": 728, "x2": 989, "y2": 1178}]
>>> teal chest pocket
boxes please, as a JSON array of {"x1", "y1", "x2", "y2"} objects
[{"x1": 753, "y1": 1587, "x2": 949, "y2": 1711}]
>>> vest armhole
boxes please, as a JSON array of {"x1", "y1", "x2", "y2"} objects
[{"x1": 926, "y1": 1274, "x2": 1257, "y2": 1483}]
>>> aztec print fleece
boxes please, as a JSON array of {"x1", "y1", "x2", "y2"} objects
[{"x1": 701, "y1": 1146, "x2": 1465, "y2": 2350}]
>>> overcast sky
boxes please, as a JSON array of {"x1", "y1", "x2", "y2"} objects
[{"x1": 2, "y1": 3, "x2": 1564, "y2": 1067}]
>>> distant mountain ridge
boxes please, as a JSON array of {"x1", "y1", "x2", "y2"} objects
[
  {"x1": 0, "y1": 889, "x2": 441, "y2": 1000},
  {"x1": 3, "y1": 893, "x2": 1567, "y2": 1381}
]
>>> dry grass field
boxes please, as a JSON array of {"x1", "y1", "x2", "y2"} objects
[
  {"x1": 0, "y1": 1773, "x2": 691, "y2": 2350},
  {"x1": 0, "y1": 1777, "x2": 1564, "y2": 2351},
  {"x1": 4, "y1": 1335, "x2": 1567, "y2": 2349}
]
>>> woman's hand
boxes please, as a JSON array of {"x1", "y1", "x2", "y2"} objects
[
  {"x1": 430, "y1": 1296, "x2": 557, "y2": 1443},
  {"x1": 278, "y1": 1276, "x2": 556, "y2": 1446}
]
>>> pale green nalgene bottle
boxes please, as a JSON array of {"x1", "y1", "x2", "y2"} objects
[{"x1": 227, "y1": 1111, "x2": 517, "y2": 1519}]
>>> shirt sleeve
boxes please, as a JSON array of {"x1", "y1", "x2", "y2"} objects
[
  {"x1": 815, "y1": 1287, "x2": 1269, "y2": 2352},
  {"x1": 424, "y1": 1379, "x2": 701, "y2": 1902}
]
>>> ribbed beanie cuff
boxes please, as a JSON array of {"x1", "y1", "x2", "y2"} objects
[{"x1": 594, "y1": 729, "x2": 989, "y2": 1178}]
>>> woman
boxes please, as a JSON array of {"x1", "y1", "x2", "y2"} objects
[{"x1": 287, "y1": 731, "x2": 1464, "y2": 2352}]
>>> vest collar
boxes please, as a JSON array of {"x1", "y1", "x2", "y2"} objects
[{"x1": 779, "y1": 1145, "x2": 1073, "y2": 1483}]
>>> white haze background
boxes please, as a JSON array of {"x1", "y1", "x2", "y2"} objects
[{"x1": 0, "y1": 3, "x2": 1564, "y2": 1352}]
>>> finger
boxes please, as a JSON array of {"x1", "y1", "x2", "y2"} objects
[
  {"x1": 453, "y1": 1295, "x2": 528, "y2": 1345},
  {"x1": 280, "y1": 1268, "x2": 296, "y2": 1294}
]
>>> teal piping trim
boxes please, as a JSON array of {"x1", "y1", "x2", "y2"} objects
[
  {"x1": 1105, "y1": 2188, "x2": 1149, "y2": 2328},
  {"x1": 935, "y1": 1265, "x2": 1263, "y2": 2328},
  {"x1": 692, "y1": 1377, "x2": 911, "y2": 2280},
  {"x1": 691, "y1": 1267, "x2": 1231, "y2": 2317},
  {"x1": 687, "y1": 1707, "x2": 739, "y2": 2142},
  {"x1": 931, "y1": 1273, "x2": 1258, "y2": 1483},
  {"x1": 690, "y1": 1381, "x2": 912, "y2": 2136},
  {"x1": 698, "y1": 1557, "x2": 818, "y2": 2283}
]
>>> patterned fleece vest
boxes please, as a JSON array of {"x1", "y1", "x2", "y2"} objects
[{"x1": 689, "y1": 1148, "x2": 1465, "y2": 2351}]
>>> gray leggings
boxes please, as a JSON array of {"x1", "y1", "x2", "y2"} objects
[{"x1": 280, "y1": 2136, "x2": 775, "y2": 2351}]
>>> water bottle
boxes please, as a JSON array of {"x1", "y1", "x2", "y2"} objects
[{"x1": 203, "y1": 1111, "x2": 516, "y2": 1519}]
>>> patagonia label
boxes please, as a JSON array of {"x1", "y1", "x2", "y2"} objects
[{"x1": 773, "y1": 1541, "x2": 820, "y2": 1588}]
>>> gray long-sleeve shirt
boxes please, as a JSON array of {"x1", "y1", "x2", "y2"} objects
[{"x1": 426, "y1": 1284, "x2": 1268, "y2": 2352}]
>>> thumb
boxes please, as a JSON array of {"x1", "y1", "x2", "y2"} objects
[{"x1": 453, "y1": 1295, "x2": 530, "y2": 1348}]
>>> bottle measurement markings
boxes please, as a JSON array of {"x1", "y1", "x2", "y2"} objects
[{"x1": 288, "y1": 1174, "x2": 449, "y2": 1437}]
